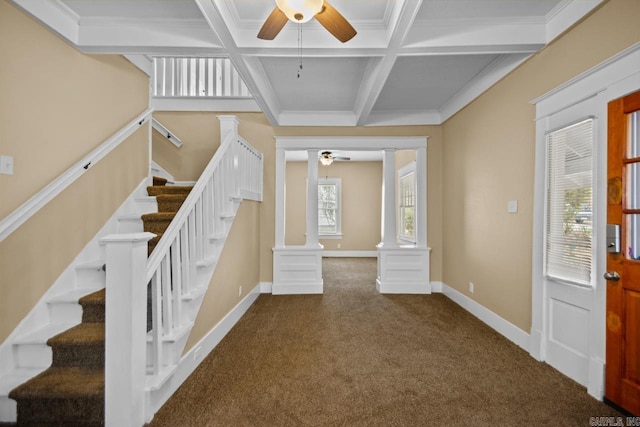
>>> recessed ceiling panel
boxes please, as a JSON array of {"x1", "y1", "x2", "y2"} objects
[
  {"x1": 373, "y1": 55, "x2": 499, "y2": 111},
  {"x1": 260, "y1": 56, "x2": 369, "y2": 111},
  {"x1": 416, "y1": 0, "x2": 563, "y2": 21},
  {"x1": 62, "y1": 0, "x2": 205, "y2": 20},
  {"x1": 233, "y1": 0, "x2": 389, "y2": 23}
]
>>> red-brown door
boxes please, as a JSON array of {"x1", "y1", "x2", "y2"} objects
[{"x1": 606, "y1": 90, "x2": 640, "y2": 415}]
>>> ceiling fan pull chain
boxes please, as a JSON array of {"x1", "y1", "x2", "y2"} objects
[{"x1": 297, "y1": 23, "x2": 303, "y2": 78}]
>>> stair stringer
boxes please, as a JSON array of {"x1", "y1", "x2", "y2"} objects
[{"x1": 0, "y1": 176, "x2": 155, "y2": 422}]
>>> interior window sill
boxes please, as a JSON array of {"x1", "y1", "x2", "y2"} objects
[{"x1": 319, "y1": 234, "x2": 343, "y2": 240}]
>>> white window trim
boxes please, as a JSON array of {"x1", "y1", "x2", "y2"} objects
[
  {"x1": 398, "y1": 161, "x2": 416, "y2": 244},
  {"x1": 544, "y1": 117, "x2": 595, "y2": 287},
  {"x1": 318, "y1": 177, "x2": 342, "y2": 239}
]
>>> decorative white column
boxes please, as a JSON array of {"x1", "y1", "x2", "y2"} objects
[
  {"x1": 379, "y1": 148, "x2": 397, "y2": 248},
  {"x1": 274, "y1": 147, "x2": 286, "y2": 248},
  {"x1": 416, "y1": 146, "x2": 427, "y2": 248},
  {"x1": 272, "y1": 147, "x2": 323, "y2": 295},
  {"x1": 102, "y1": 232, "x2": 155, "y2": 427},
  {"x1": 377, "y1": 146, "x2": 430, "y2": 294},
  {"x1": 306, "y1": 149, "x2": 321, "y2": 248}
]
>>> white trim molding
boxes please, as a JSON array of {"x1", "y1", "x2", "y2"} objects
[
  {"x1": 322, "y1": 251, "x2": 377, "y2": 258},
  {"x1": 435, "y1": 282, "x2": 531, "y2": 351}
]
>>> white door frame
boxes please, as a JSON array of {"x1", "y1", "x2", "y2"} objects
[{"x1": 531, "y1": 42, "x2": 640, "y2": 399}]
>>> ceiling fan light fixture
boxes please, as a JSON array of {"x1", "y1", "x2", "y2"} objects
[
  {"x1": 320, "y1": 151, "x2": 333, "y2": 166},
  {"x1": 275, "y1": 0, "x2": 324, "y2": 23}
]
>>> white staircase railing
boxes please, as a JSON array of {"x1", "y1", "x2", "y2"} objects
[
  {"x1": 101, "y1": 116, "x2": 263, "y2": 426},
  {"x1": 153, "y1": 57, "x2": 251, "y2": 99}
]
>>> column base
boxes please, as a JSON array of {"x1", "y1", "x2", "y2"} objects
[
  {"x1": 376, "y1": 246, "x2": 431, "y2": 294},
  {"x1": 272, "y1": 246, "x2": 324, "y2": 295}
]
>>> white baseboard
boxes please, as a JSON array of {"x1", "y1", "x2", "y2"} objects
[
  {"x1": 272, "y1": 282, "x2": 323, "y2": 295},
  {"x1": 147, "y1": 283, "x2": 261, "y2": 419},
  {"x1": 376, "y1": 279, "x2": 431, "y2": 294},
  {"x1": 322, "y1": 251, "x2": 377, "y2": 257},
  {"x1": 587, "y1": 357, "x2": 605, "y2": 400},
  {"x1": 259, "y1": 282, "x2": 273, "y2": 293},
  {"x1": 435, "y1": 282, "x2": 530, "y2": 352}
]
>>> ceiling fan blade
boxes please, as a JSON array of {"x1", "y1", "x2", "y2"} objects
[
  {"x1": 315, "y1": 1, "x2": 357, "y2": 43},
  {"x1": 258, "y1": 7, "x2": 288, "y2": 40},
  {"x1": 333, "y1": 156, "x2": 351, "y2": 161}
]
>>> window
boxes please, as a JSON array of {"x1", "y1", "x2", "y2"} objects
[
  {"x1": 545, "y1": 118, "x2": 594, "y2": 285},
  {"x1": 398, "y1": 162, "x2": 416, "y2": 242},
  {"x1": 318, "y1": 177, "x2": 341, "y2": 237}
]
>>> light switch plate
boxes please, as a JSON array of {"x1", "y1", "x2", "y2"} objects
[
  {"x1": 0, "y1": 156, "x2": 14, "y2": 175},
  {"x1": 508, "y1": 200, "x2": 518, "y2": 213}
]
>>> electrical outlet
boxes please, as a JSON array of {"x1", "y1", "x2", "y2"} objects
[
  {"x1": 238, "y1": 285, "x2": 242, "y2": 297},
  {"x1": 0, "y1": 156, "x2": 14, "y2": 175},
  {"x1": 337, "y1": 243, "x2": 341, "y2": 249},
  {"x1": 469, "y1": 282, "x2": 474, "y2": 293}
]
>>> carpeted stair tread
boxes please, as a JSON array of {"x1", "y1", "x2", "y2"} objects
[
  {"x1": 79, "y1": 289, "x2": 105, "y2": 323},
  {"x1": 156, "y1": 193, "x2": 188, "y2": 213},
  {"x1": 47, "y1": 323, "x2": 104, "y2": 346},
  {"x1": 142, "y1": 212, "x2": 176, "y2": 234},
  {"x1": 153, "y1": 176, "x2": 168, "y2": 186},
  {"x1": 146, "y1": 186, "x2": 192, "y2": 196},
  {"x1": 148, "y1": 232, "x2": 164, "y2": 255},
  {"x1": 141, "y1": 212, "x2": 177, "y2": 221},
  {"x1": 48, "y1": 323, "x2": 104, "y2": 369},
  {"x1": 78, "y1": 288, "x2": 105, "y2": 305},
  {"x1": 9, "y1": 367, "x2": 103, "y2": 400}
]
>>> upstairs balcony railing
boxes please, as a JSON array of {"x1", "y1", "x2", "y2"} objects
[{"x1": 153, "y1": 57, "x2": 252, "y2": 99}]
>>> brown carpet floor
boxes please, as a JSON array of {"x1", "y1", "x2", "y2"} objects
[{"x1": 148, "y1": 258, "x2": 621, "y2": 426}]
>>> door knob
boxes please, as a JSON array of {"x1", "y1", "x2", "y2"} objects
[{"x1": 603, "y1": 271, "x2": 620, "y2": 281}]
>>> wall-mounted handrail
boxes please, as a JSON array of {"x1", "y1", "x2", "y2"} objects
[
  {"x1": 151, "y1": 118, "x2": 182, "y2": 148},
  {"x1": 0, "y1": 108, "x2": 154, "y2": 242}
]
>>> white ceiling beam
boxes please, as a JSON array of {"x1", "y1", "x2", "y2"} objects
[
  {"x1": 545, "y1": 0, "x2": 604, "y2": 43},
  {"x1": 76, "y1": 18, "x2": 222, "y2": 53},
  {"x1": 398, "y1": 44, "x2": 543, "y2": 56},
  {"x1": 354, "y1": 0, "x2": 424, "y2": 126},
  {"x1": 11, "y1": 0, "x2": 79, "y2": 44},
  {"x1": 195, "y1": 0, "x2": 281, "y2": 125}
]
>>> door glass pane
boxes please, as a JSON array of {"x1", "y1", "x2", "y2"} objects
[
  {"x1": 626, "y1": 163, "x2": 640, "y2": 209},
  {"x1": 626, "y1": 112, "x2": 640, "y2": 260},
  {"x1": 628, "y1": 111, "x2": 640, "y2": 158}
]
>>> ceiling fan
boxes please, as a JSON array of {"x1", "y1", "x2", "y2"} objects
[
  {"x1": 258, "y1": 0, "x2": 357, "y2": 43},
  {"x1": 319, "y1": 150, "x2": 350, "y2": 166}
]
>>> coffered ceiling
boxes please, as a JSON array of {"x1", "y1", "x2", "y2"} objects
[{"x1": 14, "y1": 0, "x2": 603, "y2": 126}]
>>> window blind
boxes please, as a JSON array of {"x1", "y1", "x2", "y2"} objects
[{"x1": 545, "y1": 118, "x2": 594, "y2": 285}]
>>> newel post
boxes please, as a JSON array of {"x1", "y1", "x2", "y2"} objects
[{"x1": 101, "y1": 232, "x2": 155, "y2": 427}]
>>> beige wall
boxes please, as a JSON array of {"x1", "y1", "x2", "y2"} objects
[
  {"x1": 185, "y1": 200, "x2": 260, "y2": 352},
  {"x1": 0, "y1": 1, "x2": 150, "y2": 342},
  {"x1": 285, "y1": 161, "x2": 382, "y2": 251},
  {"x1": 441, "y1": 0, "x2": 640, "y2": 332}
]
